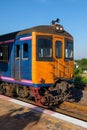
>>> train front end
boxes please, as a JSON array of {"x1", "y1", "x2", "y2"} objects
[{"x1": 32, "y1": 20, "x2": 74, "y2": 106}]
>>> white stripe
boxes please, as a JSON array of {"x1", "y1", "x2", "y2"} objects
[
  {"x1": 10, "y1": 99, "x2": 45, "y2": 112},
  {"x1": 10, "y1": 99, "x2": 34, "y2": 108},
  {"x1": 51, "y1": 113, "x2": 87, "y2": 128}
]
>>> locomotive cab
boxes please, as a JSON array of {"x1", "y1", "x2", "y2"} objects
[
  {"x1": 31, "y1": 20, "x2": 74, "y2": 105},
  {"x1": 32, "y1": 22, "x2": 74, "y2": 87}
]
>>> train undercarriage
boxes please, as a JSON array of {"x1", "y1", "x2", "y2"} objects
[{"x1": 0, "y1": 79, "x2": 73, "y2": 107}]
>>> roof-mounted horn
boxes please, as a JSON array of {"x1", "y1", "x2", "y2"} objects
[{"x1": 51, "y1": 18, "x2": 60, "y2": 25}]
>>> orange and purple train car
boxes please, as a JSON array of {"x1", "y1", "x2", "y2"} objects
[{"x1": 0, "y1": 19, "x2": 74, "y2": 106}]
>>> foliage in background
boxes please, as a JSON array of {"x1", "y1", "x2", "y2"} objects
[
  {"x1": 74, "y1": 67, "x2": 82, "y2": 75},
  {"x1": 74, "y1": 74, "x2": 87, "y2": 84},
  {"x1": 75, "y1": 58, "x2": 87, "y2": 70},
  {"x1": 74, "y1": 59, "x2": 87, "y2": 84}
]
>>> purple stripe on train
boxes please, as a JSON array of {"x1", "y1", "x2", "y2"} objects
[
  {"x1": 0, "y1": 39, "x2": 14, "y2": 44},
  {"x1": 0, "y1": 76, "x2": 32, "y2": 84},
  {"x1": 20, "y1": 36, "x2": 32, "y2": 41}
]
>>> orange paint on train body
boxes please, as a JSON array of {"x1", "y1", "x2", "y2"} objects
[{"x1": 32, "y1": 31, "x2": 74, "y2": 85}]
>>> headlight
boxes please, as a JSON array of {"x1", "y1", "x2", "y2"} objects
[
  {"x1": 56, "y1": 26, "x2": 60, "y2": 30},
  {"x1": 55, "y1": 25, "x2": 64, "y2": 32},
  {"x1": 60, "y1": 27, "x2": 63, "y2": 31}
]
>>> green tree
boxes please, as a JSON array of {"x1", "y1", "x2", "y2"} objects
[
  {"x1": 75, "y1": 58, "x2": 87, "y2": 71},
  {"x1": 74, "y1": 59, "x2": 87, "y2": 84}
]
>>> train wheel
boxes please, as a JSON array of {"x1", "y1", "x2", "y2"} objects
[
  {"x1": 0, "y1": 82, "x2": 5, "y2": 94},
  {"x1": 55, "y1": 80, "x2": 70, "y2": 102},
  {"x1": 18, "y1": 86, "x2": 29, "y2": 98},
  {"x1": 5, "y1": 83, "x2": 14, "y2": 96}
]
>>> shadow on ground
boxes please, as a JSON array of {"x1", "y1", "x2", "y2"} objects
[{"x1": 0, "y1": 107, "x2": 43, "y2": 130}]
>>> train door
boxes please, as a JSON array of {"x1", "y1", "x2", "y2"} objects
[
  {"x1": 53, "y1": 37, "x2": 64, "y2": 78},
  {"x1": 53, "y1": 37, "x2": 73, "y2": 79},
  {"x1": 20, "y1": 41, "x2": 32, "y2": 80},
  {"x1": 14, "y1": 40, "x2": 32, "y2": 80}
]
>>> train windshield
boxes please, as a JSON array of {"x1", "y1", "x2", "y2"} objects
[
  {"x1": 36, "y1": 36, "x2": 52, "y2": 61},
  {"x1": 65, "y1": 40, "x2": 73, "y2": 59}
]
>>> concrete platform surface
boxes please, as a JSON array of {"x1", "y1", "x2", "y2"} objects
[{"x1": 0, "y1": 95, "x2": 86, "y2": 130}]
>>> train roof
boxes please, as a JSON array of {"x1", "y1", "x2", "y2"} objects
[
  {"x1": 0, "y1": 24, "x2": 73, "y2": 41},
  {"x1": 0, "y1": 31, "x2": 19, "y2": 41},
  {"x1": 17, "y1": 25, "x2": 73, "y2": 38}
]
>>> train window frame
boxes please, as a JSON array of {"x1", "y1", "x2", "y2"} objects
[
  {"x1": 36, "y1": 36, "x2": 53, "y2": 61},
  {"x1": 55, "y1": 41, "x2": 62, "y2": 58},
  {"x1": 16, "y1": 44, "x2": 20, "y2": 59},
  {"x1": 65, "y1": 39, "x2": 73, "y2": 60},
  {"x1": 0, "y1": 45, "x2": 9, "y2": 62},
  {"x1": 22, "y1": 43, "x2": 28, "y2": 60}
]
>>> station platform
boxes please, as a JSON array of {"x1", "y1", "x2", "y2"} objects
[{"x1": 0, "y1": 95, "x2": 86, "y2": 130}]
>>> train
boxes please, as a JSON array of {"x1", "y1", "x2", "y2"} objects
[{"x1": 0, "y1": 19, "x2": 74, "y2": 106}]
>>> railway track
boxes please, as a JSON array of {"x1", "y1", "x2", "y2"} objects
[{"x1": 57, "y1": 101, "x2": 87, "y2": 122}]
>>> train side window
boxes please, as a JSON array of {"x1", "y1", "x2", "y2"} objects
[
  {"x1": 65, "y1": 40, "x2": 73, "y2": 59},
  {"x1": 56, "y1": 41, "x2": 62, "y2": 58},
  {"x1": 0, "y1": 45, "x2": 8, "y2": 62},
  {"x1": 16, "y1": 45, "x2": 20, "y2": 59},
  {"x1": 22, "y1": 43, "x2": 28, "y2": 59}
]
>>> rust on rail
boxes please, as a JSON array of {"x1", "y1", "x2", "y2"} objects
[{"x1": 61, "y1": 101, "x2": 87, "y2": 113}]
